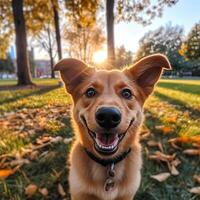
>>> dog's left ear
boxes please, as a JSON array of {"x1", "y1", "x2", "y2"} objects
[
  {"x1": 125, "y1": 54, "x2": 171, "y2": 96},
  {"x1": 54, "y1": 58, "x2": 95, "y2": 93}
]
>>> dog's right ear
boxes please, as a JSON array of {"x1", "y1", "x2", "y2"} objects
[{"x1": 54, "y1": 58, "x2": 95, "y2": 93}]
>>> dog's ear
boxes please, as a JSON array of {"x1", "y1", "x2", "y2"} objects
[
  {"x1": 125, "y1": 54, "x2": 171, "y2": 96},
  {"x1": 54, "y1": 58, "x2": 95, "y2": 93}
]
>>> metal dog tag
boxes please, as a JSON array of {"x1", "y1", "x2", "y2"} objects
[
  {"x1": 104, "y1": 177, "x2": 115, "y2": 192},
  {"x1": 104, "y1": 163, "x2": 115, "y2": 192}
]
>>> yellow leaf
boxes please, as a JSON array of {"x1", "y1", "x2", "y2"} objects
[
  {"x1": 151, "y1": 172, "x2": 171, "y2": 182},
  {"x1": 25, "y1": 184, "x2": 38, "y2": 197},
  {"x1": 162, "y1": 126, "x2": 173, "y2": 134},
  {"x1": 0, "y1": 169, "x2": 15, "y2": 180}
]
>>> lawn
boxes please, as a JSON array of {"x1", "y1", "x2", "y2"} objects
[{"x1": 0, "y1": 78, "x2": 199, "y2": 200}]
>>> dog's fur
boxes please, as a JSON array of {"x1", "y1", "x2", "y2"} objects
[{"x1": 54, "y1": 54, "x2": 171, "y2": 200}]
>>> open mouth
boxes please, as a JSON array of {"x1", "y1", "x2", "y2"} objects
[{"x1": 81, "y1": 117, "x2": 133, "y2": 155}]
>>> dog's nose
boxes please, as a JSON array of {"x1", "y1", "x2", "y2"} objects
[{"x1": 95, "y1": 107, "x2": 121, "y2": 130}]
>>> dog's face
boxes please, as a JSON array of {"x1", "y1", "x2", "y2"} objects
[{"x1": 55, "y1": 54, "x2": 171, "y2": 158}]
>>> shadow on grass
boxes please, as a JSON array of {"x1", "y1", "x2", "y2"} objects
[
  {"x1": 158, "y1": 82, "x2": 200, "y2": 95},
  {"x1": 0, "y1": 85, "x2": 60, "y2": 105},
  {"x1": 154, "y1": 91, "x2": 200, "y2": 119}
]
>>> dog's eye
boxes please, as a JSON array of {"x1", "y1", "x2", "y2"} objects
[
  {"x1": 85, "y1": 88, "x2": 96, "y2": 98},
  {"x1": 121, "y1": 88, "x2": 132, "y2": 99}
]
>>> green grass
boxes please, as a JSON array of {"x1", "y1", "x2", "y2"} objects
[{"x1": 0, "y1": 78, "x2": 200, "y2": 200}]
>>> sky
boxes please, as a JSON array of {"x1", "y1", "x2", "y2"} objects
[
  {"x1": 33, "y1": 0, "x2": 200, "y2": 60},
  {"x1": 115, "y1": 0, "x2": 200, "y2": 53}
]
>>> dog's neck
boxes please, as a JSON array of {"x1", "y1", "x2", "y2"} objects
[{"x1": 84, "y1": 147, "x2": 131, "y2": 167}]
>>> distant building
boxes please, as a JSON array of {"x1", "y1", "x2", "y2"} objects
[{"x1": 34, "y1": 60, "x2": 51, "y2": 78}]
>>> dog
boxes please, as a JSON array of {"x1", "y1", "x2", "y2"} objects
[{"x1": 54, "y1": 54, "x2": 171, "y2": 200}]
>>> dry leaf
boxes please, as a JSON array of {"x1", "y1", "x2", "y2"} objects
[
  {"x1": 10, "y1": 158, "x2": 30, "y2": 166},
  {"x1": 151, "y1": 172, "x2": 170, "y2": 182},
  {"x1": 171, "y1": 158, "x2": 181, "y2": 167},
  {"x1": 149, "y1": 151, "x2": 175, "y2": 162},
  {"x1": 58, "y1": 183, "x2": 66, "y2": 197},
  {"x1": 155, "y1": 125, "x2": 172, "y2": 134},
  {"x1": 193, "y1": 175, "x2": 200, "y2": 184},
  {"x1": 183, "y1": 149, "x2": 200, "y2": 156},
  {"x1": 166, "y1": 116, "x2": 177, "y2": 123},
  {"x1": 0, "y1": 169, "x2": 15, "y2": 180},
  {"x1": 147, "y1": 140, "x2": 159, "y2": 147},
  {"x1": 162, "y1": 126, "x2": 173, "y2": 134},
  {"x1": 170, "y1": 165, "x2": 179, "y2": 176},
  {"x1": 189, "y1": 187, "x2": 200, "y2": 195},
  {"x1": 51, "y1": 136, "x2": 63, "y2": 143},
  {"x1": 169, "y1": 136, "x2": 200, "y2": 146},
  {"x1": 63, "y1": 138, "x2": 73, "y2": 144},
  {"x1": 147, "y1": 140, "x2": 164, "y2": 152},
  {"x1": 25, "y1": 184, "x2": 38, "y2": 197},
  {"x1": 30, "y1": 151, "x2": 39, "y2": 160},
  {"x1": 39, "y1": 188, "x2": 48, "y2": 196}
]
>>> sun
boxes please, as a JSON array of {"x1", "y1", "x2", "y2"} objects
[{"x1": 93, "y1": 50, "x2": 107, "y2": 64}]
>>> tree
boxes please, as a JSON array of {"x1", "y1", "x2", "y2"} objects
[
  {"x1": 1, "y1": 0, "x2": 61, "y2": 84},
  {"x1": 135, "y1": 23, "x2": 185, "y2": 71},
  {"x1": 0, "y1": 1, "x2": 13, "y2": 59},
  {"x1": 12, "y1": 0, "x2": 33, "y2": 85},
  {"x1": 35, "y1": 24, "x2": 57, "y2": 78},
  {"x1": 105, "y1": 0, "x2": 179, "y2": 67},
  {"x1": 64, "y1": 23, "x2": 105, "y2": 64},
  {"x1": 65, "y1": 0, "x2": 104, "y2": 63},
  {"x1": 115, "y1": 45, "x2": 133, "y2": 68},
  {"x1": 52, "y1": 0, "x2": 62, "y2": 59},
  {"x1": 180, "y1": 22, "x2": 200, "y2": 60},
  {"x1": 106, "y1": 0, "x2": 115, "y2": 67}
]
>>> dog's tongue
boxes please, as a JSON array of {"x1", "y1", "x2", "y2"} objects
[{"x1": 97, "y1": 134, "x2": 118, "y2": 146}]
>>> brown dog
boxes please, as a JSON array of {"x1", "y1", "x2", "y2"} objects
[{"x1": 54, "y1": 54, "x2": 171, "y2": 200}]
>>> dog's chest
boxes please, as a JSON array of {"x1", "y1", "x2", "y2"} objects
[{"x1": 69, "y1": 160, "x2": 132, "y2": 200}]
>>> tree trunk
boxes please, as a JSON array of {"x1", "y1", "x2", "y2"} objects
[
  {"x1": 52, "y1": 0, "x2": 62, "y2": 60},
  {"x1": 12, "y1": 0, "x2": 33, "y2": 85},
  {"x1": 47, "y1": 26, "x2": 55, "y2": 78},
  {"x1": 106, "y1": 0, "x2": 115, "y2": 68}
]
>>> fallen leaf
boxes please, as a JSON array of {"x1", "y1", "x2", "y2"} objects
[
  {"x1": 170, "y1": 165, "x2": 179, "y2": 176},
  {"x1": 0, "y1": 169, "x2": 15, "y2": 180},
  {"x1": 149, "y1": 151, "x2": 175, "y2": 162},
  {"x1": 155, "y1": 125, "x2": 172, "y2": 134},
  {"x1": 10, "y1": 158, "x2": 30, "y2": 166},
  {"x1": 162, "y1": 126, "x2": 173, "y2": 134},
  {"x1": 166, "y1": 116, "x2": 177, "y2": 123},
  {"x1": 25, "y1": 184, "x2": 38, "y2": 197},
  {"x1": 171, "y1": 158, "x2": 181, "y2": 167},
  {"x1": 151, "y1": 172, "x2": 171, "y2": 182},
  {"x1": 63, "y1": 138, "x2": 73, "y2": 144},
  {"x1": 183, "y1": 149, "x2": 200, "y2": 156},
  {"x1": 30, "y1": 151, "x2": 39, "y2": 160},
  {"x1": 58, "y1": 183, "x2": 66, "y2": 197},
  {"x1": 147, "y1": 140, "x2": 159, "y2": 147},
  {"x1": 189, "y1": 187, "x2": 200, "y2": 195},
  {"x1": 39, "y1": 188, "x2": 48, "y2": 196},
  {"x1": 51, "y1": 136, "x2": 63, "y2": 143},
  {"x1": 147, "y1": 140, "x2": 164, "y2": 152},
  {"x1": 193, "y1": 175, "x2": 200, "y2": 184}
]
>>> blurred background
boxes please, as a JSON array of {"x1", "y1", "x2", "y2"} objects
[
  {"x1": 0, "y1": 0, "x2": 200, "y2": 81},
  {"x1": 0, "y1": 1, "x2": 200, "y2": 200}
]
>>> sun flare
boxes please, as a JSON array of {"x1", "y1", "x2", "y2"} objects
[{"x1": 93, "y1": 50, "x2": 107, "y2": 64}]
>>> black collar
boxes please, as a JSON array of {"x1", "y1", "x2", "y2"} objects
[{"x1": 84, "y1": 148, "x2": 131, "y2": 167}]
